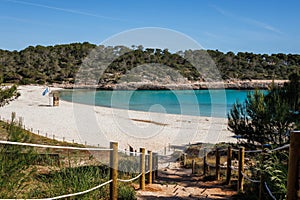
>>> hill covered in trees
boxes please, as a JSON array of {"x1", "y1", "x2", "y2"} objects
[{"x1": 0, "y1": 42, "x2": 299, "y2": 86}]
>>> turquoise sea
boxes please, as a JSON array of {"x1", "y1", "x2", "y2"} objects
[{"x1": 60, "y1": 89, "x2": 262, "y2": 118}]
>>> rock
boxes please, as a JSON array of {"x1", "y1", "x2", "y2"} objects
[{"x1": 64, "y1": 80, "x2": 288, "y2": 90}]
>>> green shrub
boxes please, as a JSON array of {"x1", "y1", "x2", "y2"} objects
[
  {"x1": 261, "y1": 151, "x2": 288, "y2": 200},
  {"x1": 34, "y1": 165, "x2": 110, "y2": 199},
  {"x1": 0, "y1": 113, "x2": 37, "y2": 199},
  {"x1": 118, "y1": 184, "x2": 136, "y2": 200},
  {"x1": 0, "y1": 85, "x2": 19, "y2": 106}
]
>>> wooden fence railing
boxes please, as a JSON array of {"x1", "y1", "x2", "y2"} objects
[
  {"x1": 2, "y1": 131, "x2": 300, "y2": 199},
  {"x1": 180, "y1": 131, "x2": 300, "y2": 200},
  {"x1": 0, "y1": 140, "x2": 158, "y2": 200}
]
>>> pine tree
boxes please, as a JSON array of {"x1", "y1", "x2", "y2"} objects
[{"x1": 228, "y1": 73, "x2": 300, "y2": 146}]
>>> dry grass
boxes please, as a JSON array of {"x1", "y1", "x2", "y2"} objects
[{"x1": 0, "y1": 119, "x2": 136, "y2": 199}]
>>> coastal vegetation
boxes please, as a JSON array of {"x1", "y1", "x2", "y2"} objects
[
  {"x1": 0, "y1": 113, "x2": 36, "y2": 198},
  {"x1": 228, "y1": 73, "x2": 300, "y2": 147},
  {"x1": 227, "y1": 73, "x2": 300, "y2": 199},
  {"x1": 183, "y1": 143, "x2": 288, "y2": 199},
  {"x1": 0, "y1": 43, "x2": 299, "y2": 199},
  {"x1": 0, "y1": 85, "x2": 19, "y2": 106},
  {"x1": 0, "y1": 115, "x2": 137, "y2": 199},
  {"x1": 0, "y1": 43, "x2": 299, "y2": 85}
]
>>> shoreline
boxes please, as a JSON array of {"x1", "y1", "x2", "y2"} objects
[
  {"x1": 52, "y1": 79, "x2": 288, "y2": 90},
  {"x1": 0, "y1": 86, "x2": 237, "y2": 151}
]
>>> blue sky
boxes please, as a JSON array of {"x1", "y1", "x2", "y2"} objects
[{"x1": 0, "y1": 0, "x2": 299, "y2": 54}]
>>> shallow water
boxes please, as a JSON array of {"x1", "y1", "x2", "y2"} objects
[{"x1": 60, "y1": 89, "x2": 263, "y2": 118}]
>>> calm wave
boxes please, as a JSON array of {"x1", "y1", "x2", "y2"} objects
[{"x1": 60, "y1": 89, "x2": 261, "y2": 118}]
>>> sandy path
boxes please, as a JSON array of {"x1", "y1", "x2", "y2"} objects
[
  {"x1": 136, "y1": 162, "x2": 236, "y2": 199},
  {"x1": 0, "y1": 86, "x2": 236, "y2": 152}
]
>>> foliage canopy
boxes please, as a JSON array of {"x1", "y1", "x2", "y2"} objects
[
  {"x1": 228, "y1": 73, "x2": 300, "y2": 146},
  {"x1": 1, "y1": 43, "x2": 300, "y2": 85}
]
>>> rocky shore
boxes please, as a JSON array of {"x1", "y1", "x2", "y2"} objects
[{"x1": 56, "y1": 80, "x2": 288, "y2": 90}]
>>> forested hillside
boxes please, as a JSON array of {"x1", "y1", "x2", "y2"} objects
[
  {"x1": 207, "y1": 50, "x2": 300, "y2": 80},
  {"x1": 0, "y1": 42, "x2": 299, "y2": 85},
  {"x1": 0, "y1": 42, "x2": 96, "y2": 84}
]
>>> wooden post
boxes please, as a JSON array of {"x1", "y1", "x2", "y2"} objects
[
  {"x1": 140, "y1": 148, "x2": 146, "y2": 190},
  {"x1": 192, "y1": 159, "x2": 195, "y2": 174},
  {"x1": 238, "y1": 147, "x2": 245, "y2": 192},
  {"x1": 216, "y1": 148, "x2": 220, "y2": 180},
  {"x1": 148, "y1": 151, "x2": 152, "y2": 184},
  {"x1": 203, "y1": 149, "x2": 207, "y2": 176},
  {"x1": 226, "y1": 146, "x2": 232, "y2": 185},
  {"x1": 110, "y1": 142, "x2": 118, "y2": 200},
  {"x1": 287, "y1": 131, "x2": 300, "y2": 200},
  {"x1": 152, "y1": 153, "x2": 157, "y2": 182},
  {"x1": 67, "y1": 149, "x2": 71, "y2": 168},
  {"x1": 183, "y1": 153, "x2": 187, "y2": 166},
  {"x1": 155, "y1": 153, "x2": 158, "y2": 178},
  {"x1": 129, "y1": 145, "x2": 134, "y2": 156},
  {"x1": 53, "y1": 135, "x2": 55, "y2": 140},
  {"x1": 152, "y1": 153, "x2": 156, "y2": 182},
  {"x1": 259, "y1": 146, "x2": 266, "y2": 200},
  {"x1": 164, "y1": 147, "x2": 167, "y2": 155}
]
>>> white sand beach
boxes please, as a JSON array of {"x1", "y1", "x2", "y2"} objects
[{"x1": 0, "y1": 86, "x2": 236, "y2": 152}]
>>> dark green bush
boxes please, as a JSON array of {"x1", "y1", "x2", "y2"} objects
[
  {"x1": 118, "y1": 184, "x2": 136, "y2": 200},
  {"x1": 0, "y1": 85, "x2": 19, "y2": 106},
  {"x1": 0, "y1": 113, "x2": 37, "y2": 199}
]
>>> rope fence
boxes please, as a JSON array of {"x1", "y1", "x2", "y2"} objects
[
  {"x1": 46, "y1": 171, "x2": 154, "y2": 199},
  {"x1": 0, "y1": 139, "x2": 159, "y2": 200},
  {"x1": 0, "y1": 140, "x2": 112, "y2": 151},
  {"x1": 0, "y1": 137, "x2": 290, "y2": 199},
  {"x1": 219, "y1": 164, "x2": 227, "y2": 169},
  {"x1": 1, "y1": 113, "x2": 297, "y2": 200},
  {"x1": 230, "y1": 166, "x2": 238, "y2": 172},
  {"x1": 179, "y1": 136, "x2": 296, "y2": 200},
  {"x1": 241, "y1": 172, "x2": 260, "y2": 183},
  {"x1": 264, "y1": 182, "x2": 277, "y2": 200},
  {"x1": 120, "y1": 149, "x2": 143, "y2": 156},
  {"x1": 118, "y1": 173, "x2": 143, "y2": 183},
  {"x1": 47, "y1": 179, "x2": 113, "y2": 200},
  {"x1": 268, "y1": 144, "x2": 290, "y2": 152},
  {"x1": 244, "y1": 149, "x2": 262, "y2": 153}
]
